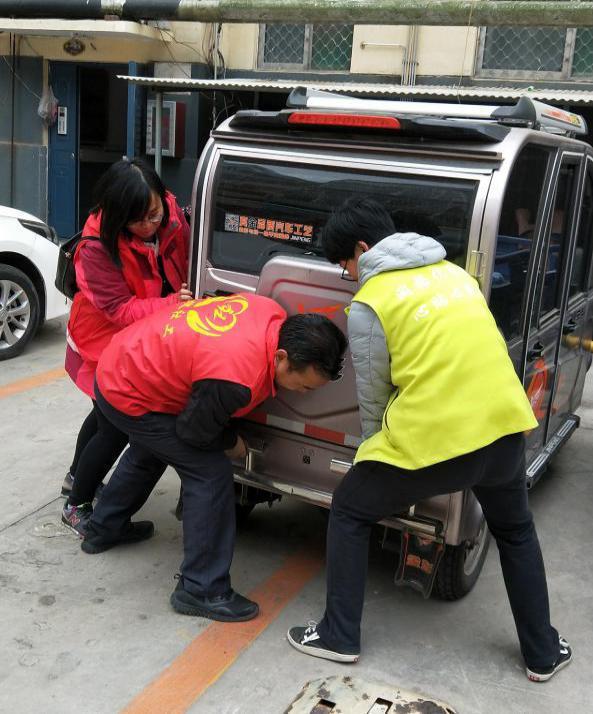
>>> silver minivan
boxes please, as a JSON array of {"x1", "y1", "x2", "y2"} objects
[{"x1": 188, "y1": 90, "x2": 593, "y2": 599}]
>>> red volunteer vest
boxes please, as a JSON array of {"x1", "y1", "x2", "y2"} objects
[
  {"x1": 66, "y1": 191, "x2": 189, "y2": 395},
  {"x1": 96, "y1": 294, "x2": 286, "y2": 416}
]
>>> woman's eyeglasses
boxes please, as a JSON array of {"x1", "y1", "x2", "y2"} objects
[{"x1": 128, "y1": 212, "x2": 164, "y2": 227}]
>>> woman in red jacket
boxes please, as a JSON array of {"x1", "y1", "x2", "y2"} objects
[{"x1": 62, "y1": 157, "x2": 192, "y2": 534}]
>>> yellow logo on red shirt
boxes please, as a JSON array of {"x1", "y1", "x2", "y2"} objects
[
  {"x1": 161, "y1": 295, "x2": 250, "y2": 339},
  {"x1": 177, "y1": 295, "x2": 249, "y2": 339}
]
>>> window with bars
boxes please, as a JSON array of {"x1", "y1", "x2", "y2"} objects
[
  {"x1": 258, "y1": 23, "x2": 353, "y2": 71},
  {"x1": 476, "y1": 27, "x2": 593, "y2": 79}
]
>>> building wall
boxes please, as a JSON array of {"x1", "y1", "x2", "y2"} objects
[
  {"x1": 220, "y1": 22, "x2": 479, "y2": 79},
  {"x1": 0, "y1": 23, "x2": 215, "y2": 218},
  {"x1": 0, "y1": 52, "x2": 47, "y2": 219},
  {"x1": 1, "y1": 19, "x2": 590, "y2": 222}
]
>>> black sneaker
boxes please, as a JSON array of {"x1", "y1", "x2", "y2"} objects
[
  {"x1": 526, "y1": 636, "x2": 572, "y2": 682},
  {"x1": 170, "y1": 578, "x2": 258, "y2": 622},
  {"x1": 61, "y1": 472, "x2": 74, "y2": 497},
  {"x1": 287, "y1": 623, "x2": 359, "y2": 663},
  {"x1": 81, "y1": 520, "x2": 155, "y2": 554},
  {"x1": 62, "y1": 502, "x2": 93, "y2": 537}
]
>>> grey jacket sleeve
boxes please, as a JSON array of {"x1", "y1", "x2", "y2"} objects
[{"x1": 347, "y1": 301, "x2": 394, "y2": 439}]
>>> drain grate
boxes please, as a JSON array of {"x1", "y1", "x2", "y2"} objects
[{"x1": 285, "y1": 676, "x2": 457, "y2": 714}]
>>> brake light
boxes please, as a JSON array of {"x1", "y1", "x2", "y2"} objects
[{"x1": 288, "y1": 112, "x2": 401, "y2": 130}]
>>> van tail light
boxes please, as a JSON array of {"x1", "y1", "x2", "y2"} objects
[{"x1": 287, "y1": 112, "x2": 401, "y2": 130}]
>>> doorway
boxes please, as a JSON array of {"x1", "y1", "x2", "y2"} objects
[{"x1": 48, "y1": 62, "x2": 128, "y2": 238}]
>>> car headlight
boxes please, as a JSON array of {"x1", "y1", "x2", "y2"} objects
[{"x1": 18, "y1": 218, "x2": 59, "y2": 245}]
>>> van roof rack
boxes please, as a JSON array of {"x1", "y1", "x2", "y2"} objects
[{"x1": 286, "y1": 88, "x2": 588, "y2": 137}]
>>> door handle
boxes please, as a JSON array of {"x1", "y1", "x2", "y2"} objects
[
  {"x1": 562, "y1": 318, "x2": 578, "y2": 335},
  {"x1": 527, "y1": 341, "x2": 544, "y2": 361}
]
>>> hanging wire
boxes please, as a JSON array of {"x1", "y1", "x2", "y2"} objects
[
  {"x1": 158, "y1": 26, "x2": 208, "y2": 64},
  {"x1": 457, "y1": 0, "x2": 479, "y2": 100},
  {"x1": 158, "y1": 28, "x2": 192, "y2": 78},
  {"x1": 1, "y1": 54, "x2": 42, "y2": 100}
]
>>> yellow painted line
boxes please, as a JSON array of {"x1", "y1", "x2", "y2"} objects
[
  {"x1": 122, "y1": 549, "x2": 323, "y2": 714},
  {"x1": 0, "y1": 367, "x2": 66, "y2": 400}
]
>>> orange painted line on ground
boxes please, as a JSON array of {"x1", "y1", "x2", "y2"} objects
[
  {"x1": 122, "y1": 549, "x2": 323, "y2": 714},
  {"x1": 0, "y1": 367, "x2": 66, "y2": 400}
]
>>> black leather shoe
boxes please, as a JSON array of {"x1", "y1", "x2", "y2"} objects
[
  {"x1": 170, "y1": 580, "x2": 259, "y2": 622},
  {"x1": 81, "y1": 521, "x2": 155, "y2": 554}
]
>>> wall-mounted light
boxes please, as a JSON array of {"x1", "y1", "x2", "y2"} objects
[{"x1": 63, "y1": 37, "x2": 85, "y2": 56}]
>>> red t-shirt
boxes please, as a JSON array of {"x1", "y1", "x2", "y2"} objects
[{"x1": 96, "y1": 294, "x2": 285, "y2": 416}]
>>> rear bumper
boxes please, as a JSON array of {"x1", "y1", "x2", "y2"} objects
[{"x1": 233, "y1": 422, "x2": 477, "y2": 545}]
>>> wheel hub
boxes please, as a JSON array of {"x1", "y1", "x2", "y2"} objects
[{"x1": 0, "y1": 278, "x2": 31, "y2": 350}]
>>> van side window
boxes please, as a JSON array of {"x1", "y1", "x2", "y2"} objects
[
  {"x1": 490, "y1": 144, "x2": 551, "y2": 341},
  {"x1": 539, "y1": 160, "x2": 578, "y2": 317},
  {"x1": 210, "y1": 158, "x2": 478, "y2": 275},
  {"x1": 570, "y1": 161, "x2": 593, "y2": 296}
]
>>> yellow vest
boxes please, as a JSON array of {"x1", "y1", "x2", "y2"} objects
[{"x1": 353, "y1": 260, "x2": 537, "y2": 470}]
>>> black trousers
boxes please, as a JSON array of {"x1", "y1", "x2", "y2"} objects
[
  {"x1": 87, "y1": 388, "x2": 236, "y2": 597},
  {"x1": 316, "y1": 433, "x2": 560, "y2": 669},
  {"x1": 69, "y1": 407, "x2": 97, "y2": 475},
  {"x1": 69, "y1": 401, "x2": 128, "y2": 506}
]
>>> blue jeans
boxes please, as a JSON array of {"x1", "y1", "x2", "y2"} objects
[
  {"x1": 87, "y1": 387, "x2": 236, "y2": 598},
  {"x1": 317, "y1": 432, "x2": 560, "y2": 669}
]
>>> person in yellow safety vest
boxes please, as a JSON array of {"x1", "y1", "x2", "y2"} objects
[{"x1": 287, "y1": 196, "x2": 572, "y2": 683}]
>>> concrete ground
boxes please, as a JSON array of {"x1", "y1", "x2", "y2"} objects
[{"x1": 1, "y1": 316, "x2": 591, "y2": 714}]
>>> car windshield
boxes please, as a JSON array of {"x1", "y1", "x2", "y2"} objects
[{"x1": 210, "y1": 157, "x2": 478, "y2": 274}]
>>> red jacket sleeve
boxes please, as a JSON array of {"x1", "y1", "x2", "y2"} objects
[{"x1": 75, "y1": 242, "x2": 177, "y2": 327}]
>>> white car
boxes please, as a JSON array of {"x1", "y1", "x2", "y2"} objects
[{"x1": 0, "y1": 206, "x2": 70, "y2": 360}]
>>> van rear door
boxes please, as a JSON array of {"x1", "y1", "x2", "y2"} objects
[{"x1": 195, "y1": 148, "x2": 489, "y2": 444}]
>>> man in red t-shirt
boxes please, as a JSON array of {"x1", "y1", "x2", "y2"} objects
[{"x1": 81, "y1": 294, "x2": 346, "y2": 622}]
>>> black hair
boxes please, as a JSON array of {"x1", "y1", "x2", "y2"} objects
[
  {"x1": 91, "y1": 157, "x2": 170, "y2": 266},
  {"x1": 322, "y1": 196, "x2": 395, "y2": 264},
  {"x1": 278, "y1": 314, "x2": 347, "y2": 381}
]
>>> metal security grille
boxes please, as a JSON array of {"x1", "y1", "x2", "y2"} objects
[
  {"x1": 259, "y1": 24, "x2": 353, "y2": 71},
  {"x1": 573, "y1": 28, "x2": 593, "y2": 76},
  {"x1": 477, "y1": 26, "x2": 593, "y2": 80},
  {"x1": 482, "y1": 27, "x2": 567, "y2": 73},
  {"x1": 311, "y1": 24, "x2": 353, "y2": 71},
  {"x1": 262, "y1": 23, "x2": 306, "y2": 66}
]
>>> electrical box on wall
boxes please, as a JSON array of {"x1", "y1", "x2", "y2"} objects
[{"x1": 146, "y1": 100, "x2": 186, "y2": 158}]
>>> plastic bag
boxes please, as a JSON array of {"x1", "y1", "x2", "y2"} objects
[{"x1": 37, "y1": 84, "x2": 58, "y2": 126}]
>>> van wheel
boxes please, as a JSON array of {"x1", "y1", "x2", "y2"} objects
[
  {"x1": 0, "y1": 265, "x2": 40, "y2": 361},
  {"x1": 433, "y1": 518, "x2": 490, "y2": 601}
]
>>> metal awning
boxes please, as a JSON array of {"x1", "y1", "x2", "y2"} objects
[{"x1": 119, "y1": 75, "x2": 593, "y2": 106}]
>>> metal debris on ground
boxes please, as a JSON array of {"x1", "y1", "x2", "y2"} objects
[{"x1": 285, "y1": 675, "x2": 457, "y2": 714}]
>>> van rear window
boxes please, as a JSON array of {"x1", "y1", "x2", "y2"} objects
[{"x1": 210, "y1": 157, "x2": 478, "y2": 274}]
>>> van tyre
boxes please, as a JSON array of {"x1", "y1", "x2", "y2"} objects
[
  {"x1": 433, "y1": 518, "x2": 490, "y2": 601},
  {"x1": 0, "y1": 265, "x2": 40, "y2": 361}
]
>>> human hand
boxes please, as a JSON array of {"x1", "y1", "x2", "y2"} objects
[
  {"x1": 225, "y1": 435, "x2": 247, "y2": 461},
  {"x1": 177, "y1": 283, "x2": 193, "y2": 301}
]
